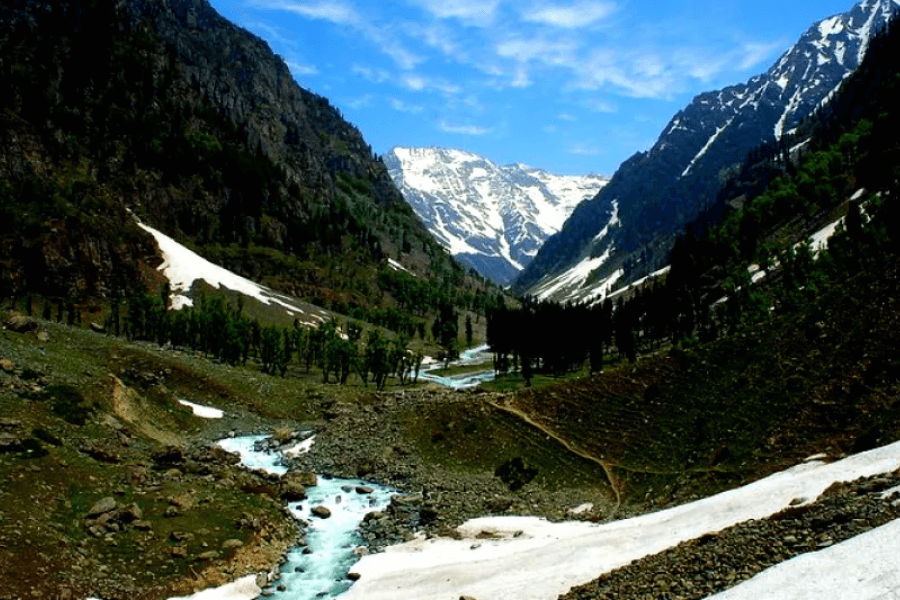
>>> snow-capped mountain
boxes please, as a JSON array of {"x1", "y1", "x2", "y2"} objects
[
  {"x1": 385, "y1": 147, "x2": 608, "y2": 285},
  {"x1": 516, "y1": 0, "x2": 900, "y2": 303}
]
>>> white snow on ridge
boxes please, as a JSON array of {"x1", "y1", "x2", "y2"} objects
[
  {"x1": 343, "y1": 441, "x2": 900, "y2": 600},
  {"x1": 683, "y1": 118, "x2": 734, "y2": 178},
  {"x1": 388, "y1": 147, "x2": 608, "y2": 282},
  {"x1": 137, "y1": 222, "x2": 328, "y2": 326}
]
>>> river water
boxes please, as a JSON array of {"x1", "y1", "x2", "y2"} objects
[
  {"x1": 417, "y1": 344, "x2": 495, "y2": 389},
  {"x1": 216, "y1": 436, "x2": 395, "y2": 600}
]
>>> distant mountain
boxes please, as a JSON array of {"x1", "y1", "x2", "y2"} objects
[
  {"x1": 0, "y1": 0, "x2": 467, "y2": 311},
  {"x1": 385, "y1": 147, "x2": 608, "y2": 285},
  {"x1": 515, "y1": 0, "x2": 900, "y2": 303}
]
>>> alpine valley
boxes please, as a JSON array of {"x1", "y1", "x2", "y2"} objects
[
  {"x1": 4, "y1": 0, "x2": 900, "y2": 599},
  {"x1": 515, "y1": 0, "x2": 900, "y2": 302},
  {"x1": 385, "y1": 147, "x2": 608, "y2": 286}
]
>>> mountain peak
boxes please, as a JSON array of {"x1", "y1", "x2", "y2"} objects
[
  {"x1": 516, "y1": 0, "x2": 899, "y2": 302},
  {"x1": 385, "y1": 147, "x2": 608, "y2": 285}
]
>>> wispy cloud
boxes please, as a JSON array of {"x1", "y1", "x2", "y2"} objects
[
  {"x1": 287, "y1": 62, "x2": 320, "y2": 76},
  {"x1": 406, "y1": 0, "x2": 502, "y2": 27},
  {"x1": 390, "y1": 98, "x2": 425, "y2": 113},
  {"x1": 345, "y1": 94, "x2": 374, "y2": 109},
  {"x1": 439, "y1": 120, "x2": 493, "y2": 135},
  {"x1": 568, "y1": 142, "x2": 600, "y2": 155},
  {"x1": 249, "y1": 0, "x2": 423, "y2": 69},
  {"x1": 522, "y1": 1, "x2": 617, "y2": 29}
]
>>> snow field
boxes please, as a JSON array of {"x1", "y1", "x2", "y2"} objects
[{"x1": 342, "y1": 441, "x2": 900, "y2": 600}]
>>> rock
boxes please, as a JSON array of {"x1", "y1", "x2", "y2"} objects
[
  {"x1": 133, "y1": 520, "x2": 152, "y2": 531},
  {"x1": 311, "y1": 506, "x2": 332, "y2": 519},
  {"x1": 347, "y1": 572, "x2": 361, "y2": 581},
  {"x1": 36, "y1": 330, "x2": 50, "y2": 342},
  {"x1": 280, "y1": 472, "x2": 309, "y2": 501},
  {"x1": 198, "y1": 550, "x2": 220, "y2": 561},
  {"x1": 0, "y1": 434, "x2": 24, "y2": 453},
  {"x1": 0, "y1": 358, "x2": 14, "y2": 372},
  {"x1": 221, "y1": 539, "x2": 244, "y2": 549},
  {"x1": 86, "y1": 497, "x2": 118, "y2": 518},
  {"x1": 170, "y1": 546, "x2": 187, "y2": 558},
  {"x1": 121, "y1": 503, "x2": 143, "y2": 522},
  {"x1": 460, "y1": 596, "x2": 479, "y2": 600},
  {"x1": 90, "y1": 322, "x2": 105, "y2": 333},
  {"x1": 277, "y1": 583, "x2": 287, "y2": 591},
  {"x1": 355, "y1": 486, "x2": 374, "y2": 495},
  {"x1": 4, "y1": 314, "x2": 38, "y2": 333},
  {"x1": 255, "y1": 573, "x2": 269, "y2": 588}
]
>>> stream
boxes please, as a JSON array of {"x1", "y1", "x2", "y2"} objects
[
  {"x1": 216, "y1": 435, "x2": 396, "y2": 600},
  {"x1": 417, "y1": 343, "x2": 495, "y2": 389}
]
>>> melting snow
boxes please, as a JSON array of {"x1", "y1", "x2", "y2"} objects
[
  {"x1": 706, "y1": 519, "x2": 900, "y2": 600},
  {"x1": 682, "y1": 119, "x2": 734, "y2": 177},
  {"x1": 177, "y1": 399, "x2": 224, "y2": 419},
  {"x1": 167, "y1": 576, "x2": 260, "y2": 600},
  {"x1": 342, "y1": 441, "x2": 900, "y2": 600},
  {"x1": 137, "y1": 222, "x2": 329, "y2": 326}
]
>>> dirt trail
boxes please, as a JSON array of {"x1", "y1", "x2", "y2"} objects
[{"x1": 488, "y1": 397, "x2": 624, "y2": 511}]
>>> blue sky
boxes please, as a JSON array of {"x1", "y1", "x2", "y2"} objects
[{"x1": 208, "y1": 0, "x2": 858, "y2": 175}]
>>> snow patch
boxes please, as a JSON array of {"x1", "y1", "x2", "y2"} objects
[
  {"x1": 177, "y1": 399, "x2": 224, "y2": 419},
  {"x1": 283, "y1": 435, "x2": 317, "y2": 459},
  {"x1": 137, "y1": 222, "x2": 326, "y2": 326},
  {"x1": 167, "y1": 575, "x2": 260, "y2": 600},
  {"x1": 342, "y1": 441, "x2": 900, "y2": 600},
  {"x1": 706, "y1": 519, "x2": 900, "y2": 600}
]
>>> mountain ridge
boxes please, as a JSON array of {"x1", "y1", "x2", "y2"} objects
[
  {"x1": 386, "y1": 146, "x2": 608, "y2": 285},
  {"x1": 516, "y1": 0, "x2": 900, "y2": 303}
]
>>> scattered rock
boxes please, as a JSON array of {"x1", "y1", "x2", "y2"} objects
[
  {"x1": 4, "y1": 314, "x2": 38, "y2": 333},
  {"x1": 221, "y1": 539, "x2": 244, "y2": 549},
  {"x1": 86, "y1": 497, "x2": 118, "y2": 518},
  {"x1": 36, "y1": 330, "x2": 50, "y2": 342},
  {"x1": 311, "y1": 506, "x2": 332, "y2": 519},
  {"x1": 355, "y1": 486, "x2": 374, "y2": 495},
  {"x1": 0, "y1": 358, "x2": 14, "y2": 373},
  {"x1": 347, "y1": 572, "x2": 361, "y2": 581},
  {"x1": 170, "y1": 546, "x2": 187, "y2": 558},
  {"x1": 197, "y1": 550, "x2": 220, "y2": 561}
]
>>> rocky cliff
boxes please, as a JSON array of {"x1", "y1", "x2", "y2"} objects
[{"x1": 0, "y1": 0, "x2": 451, "y2": 307}]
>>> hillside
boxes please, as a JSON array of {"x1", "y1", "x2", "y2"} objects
[
  {"x1": 516, "y1": 0, "x2": 900, "y2": 302},
  {"x1": 385, "y1": 147, "x2": 608, "y2": 285},
  {"x1": 0, "y1": 0, "x2": 479, "y2": 318}
]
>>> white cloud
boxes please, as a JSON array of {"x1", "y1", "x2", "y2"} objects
[
  {"x1": 558, "y1": 113, "x2": 577, "y2": 121},
  {"x1": 585, "y1": 98, "x2": 617, "y2": 113},
  {"x1": 738, "y1": 40, "x2": 785, "y2": 70},
  {"x1": 249, "y1": 0, "x2": 423, "y2": 69},
  {"x1": 345, "y1": 94, "x2": 374, "y2": 109},
  {"x1": 439, "y1": 120, "x2": 493, "y2": 135},
  {"x1": 287, "y1": 62, "x2": 320, "y2": 76},
  {"x1": 251, "y1": 0, "x2": 358, "y2": 25},
  {"x1": 568, "y1": 142, "x2": 600, "y2": 155},
  {"x1": 406, "y1": 0, "x2": 502, "y2": 27},
  {"x1": 390, "y1": 98, "x2": 425, "y2": 113},
  {"x1": 522, "y1": 1, "x2": 617, "y2": 29},
  {"x1": 401, "y1": 74, "x2": 462, "y2": 94},
  {"x1": 352, "y1": 64, "x2": 391, "y2": 84}
]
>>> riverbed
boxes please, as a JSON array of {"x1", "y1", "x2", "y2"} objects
[{"x1": 214, "y1": 435, "x2": 395, "y2": 600}]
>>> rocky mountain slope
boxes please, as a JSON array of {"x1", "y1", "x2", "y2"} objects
[
  {"x1": 0, "y1": 0, "x2": 462, "y2": 311},
  {"x1": 386, "y1": 147, "x2": 608, "y2": 285},
  {"x1": 516, "y1": 0, "x2": 900, "y2": 302}
]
